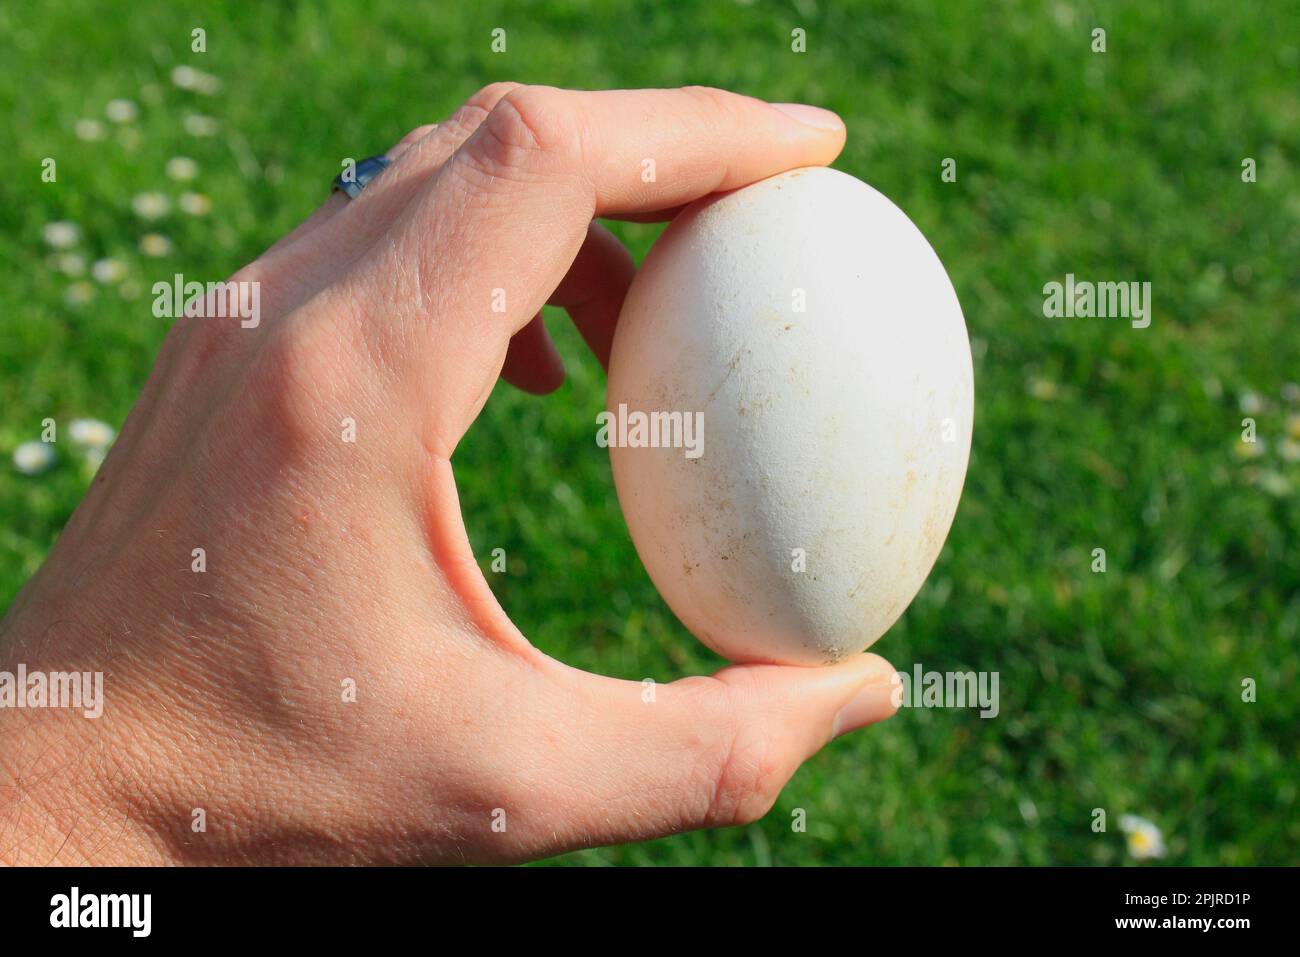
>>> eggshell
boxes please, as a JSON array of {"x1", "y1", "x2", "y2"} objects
[{"x1": 606, "y1": 166, "x2": 973, "y2": 665}]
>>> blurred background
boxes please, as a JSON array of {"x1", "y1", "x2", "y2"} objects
[{"x1": 1, "y1": 0, "x2": 1296, "y2": 865}]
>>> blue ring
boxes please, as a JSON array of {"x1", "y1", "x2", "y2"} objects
[{"x1": 332, "y1": 154, "x2": 391, "y2": 199}]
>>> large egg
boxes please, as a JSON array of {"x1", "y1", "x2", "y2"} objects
[{"x1": 606, "y1": 166, "x2": 973, "y2": 666}]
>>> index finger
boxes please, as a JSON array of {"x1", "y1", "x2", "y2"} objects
[
  {"x1": 462, "y1": 85, "x2": 847, "y2": 218},
  {"x1": 352, "y1": 85, "x2": 847, "y2": 452}
]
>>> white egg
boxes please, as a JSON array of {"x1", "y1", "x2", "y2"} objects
[{"x1": 606, "y1": 166, "x2": 973, "y2": 665}]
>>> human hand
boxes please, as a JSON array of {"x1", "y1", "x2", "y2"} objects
[{"x1": 0, "y1": 84, "x2": 897, "y2": 865}]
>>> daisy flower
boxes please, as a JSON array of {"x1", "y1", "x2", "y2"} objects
[
  {"x1": 1118, "y1": 814, "x2": 1167, "y2": 861},
  {"x1": 171, "y1": 65, "x2": 222, "y2": 95},
  {"x1": 166, "y1": 156, "x2": 199, "y2": 181},
  {"x1": 13, "y1": 441, "x2": 56, "y2": 475},
  {"x1": 91, "y1": 258, "x2": 127, "y2": 284},
  {"x1": 139, "y1": 233, "x2": 173, "y2": 257},
  {"x1": 131, "y1": 192, "x2": 171, "y2": 219},
  {"x1": 170, "y1": 65, "x2": 200, "y2": 89},
  {"x1": 105, "y1": 98, "x2": 139, "y2": 123},
  {"x1": 192, "y1": 71, "x2": 222, "y2": 96},
  {"x1": 183, "y1": 113, "x2": 219, "y2": 137},
  {"x1": 64, "y1": 281, "x2": 95, "y2": 305},
  {"x1": 75, "y1": 118, "x2": 107, "y2": 141},
  {"x1": 43, "y1": 221, "x2": 81, "y2": 248},
  {"x1": 54, "y1": 253, "x2": 86, "y2": 275},
  {"x1": 1028, "y1": 377, "x2": 1059, "y2": 400},
  {"x1": 68, "y1": 418, "x2": 117, "y2": 450},
  {"x1": 1234, "y1": 437, "x2": 1265, "y2": 459},
  {"x1": 179, "y1": 192, "x2": 212, "y2": 215},
  {"x1": 1257, "y1": 472, "x2": 1291, "y2": 497}
]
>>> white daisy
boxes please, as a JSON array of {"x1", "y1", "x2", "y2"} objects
[
  {"x1": 64, "y1": 281, "x2": 95, "y2": 305},
  {"x1": 13, "y1": 442, "x2": 56, "y2": 475},
  {"x1": 192, "y1": 71, "x2": 222, "y2": 96},
  {"x1": 55, "y1": 253, "x2": 86, "y2": 276},
  {"x1": 1118, "y1": 814, "x2": 1167, "y2": 860},
  {"x1": 165, "y1": 156, "x2": 199, "y2": 181},
  {"x1": 139, "y1": 233, "x2": 173, "y2": 257},
  {"x1": 170, "y1": 65, "x2": 200, "y2": 89},
  {"x1": 1018, "y1": 798, "x2": 1039, "y2": 824},
  {"x1": 171, "y1": 65, "x2": 221, "y2": 95},
  {"x1": 1257, "y1": 471, "x2": 1291, "y2": 497},
  {"x1": 75, "y1": 118, "x2": 107, "y2": 141},
  {"x1": 42, "y1": 221, "x2": 81, "y2": 248},
  {"x1": 131, "y1": 192, "x2": 171, "y2": 219},
  {"x1": 105, "y1": 98, "x2": 139, "y2": 123},
  {"x1": 1029, "y1": 377, "x2": 1059, "y2": 400},
  {"x1": 1234, "y1": 437, "x2": 1265, "y2": 459},
  {"x1": 179, "y1": 191, "x2": 212, "y2": 215},
  {"x1": 183, "y1": 113, "x2": 219, "y2": 137},
  {"x1": 68, "y1": 418, "x2": 117, "y2": 450},
  {"x1": 91, "y1": 258, "x2": 127, "y2": 284},
  {"x1": 1239, "y1": 391, "x2": 1265, "y2": 415}
]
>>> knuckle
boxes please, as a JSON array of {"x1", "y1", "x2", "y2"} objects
[
  {"x1": 462, "y1": 85, "x2": 576, "y2": 179},
  {"x1": 689, "y1": 682, "x2": 784, "y2": 828},
  {"x1": 466, "y1": 80, "x2": 524, "y2": 111},
  {"x1": 496, "y1": 86, "x2": 569, "y2": 152},
  {"x1": 442, "y1": 82, "x2": 524, "y2": 135},
  {"x1": 709, "y1": 736, "x2": 784, "y2": 827}
]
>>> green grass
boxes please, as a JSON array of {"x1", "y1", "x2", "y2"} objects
[{"x1": 1, "y1": 0, "x2": 1297, "y2": 865}]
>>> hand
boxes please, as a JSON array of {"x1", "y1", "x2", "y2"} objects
[{"x1": 0, "y1": 84, "x2": 897, "y2": 865}]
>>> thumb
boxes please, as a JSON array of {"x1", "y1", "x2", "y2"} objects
[
  {"x1": 516, "y1": 651, "x2": 898, "y2": 857},
  {"x1": 685, "y1": 654, "x2": 900, "y2": 826}
]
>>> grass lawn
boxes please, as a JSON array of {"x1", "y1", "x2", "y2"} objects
[{"x1": 1, "y1": 0, "x2": 1296, "y2": 865}]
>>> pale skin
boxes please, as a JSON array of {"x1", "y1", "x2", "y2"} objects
[{"x1": 0, "y1": 84, "x2": 897, "y2": 865}]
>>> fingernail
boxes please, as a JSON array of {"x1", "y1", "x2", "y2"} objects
[
  {"x1": 832, "y1": 666, "x2": 900, "y2": 738},
  {"x1": 770, "y1": 102, "x2": 845, "y2": 132}
]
